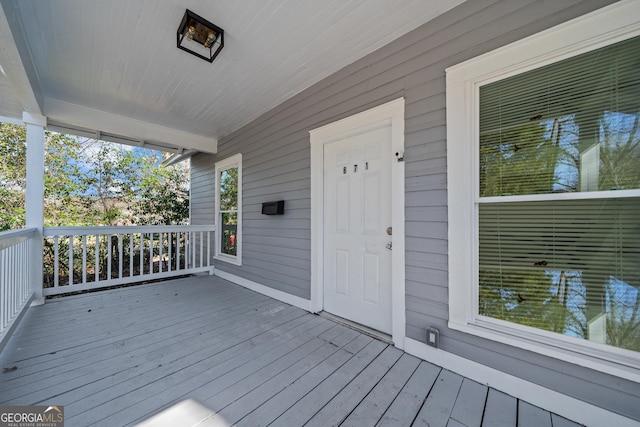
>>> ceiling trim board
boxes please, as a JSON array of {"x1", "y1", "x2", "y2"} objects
[{"x1": 43, "y1": 98, "x2": 217, "y2": 153}]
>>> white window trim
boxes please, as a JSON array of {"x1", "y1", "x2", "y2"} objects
[
  {"x1": 446, "y1": 0, "x2": 640, "y2": 382},
  {"x1": 214, "y1": 153, "x2": 242, "y2": 266}
]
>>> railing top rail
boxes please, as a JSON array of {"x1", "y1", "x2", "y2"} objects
[
  {"x1": 44, "y1": 224, "x2": 216, "y2": 236},
  {"x1": 0, "y1": 227, "x2": 37, "y2": 251}
]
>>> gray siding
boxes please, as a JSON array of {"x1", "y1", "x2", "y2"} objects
[
  {"x1": 191, "y1": 0, "x2": 639, "y2": 420},
  {"x1": 190, "y1": 152, "x2": 216, "y2": 227}
]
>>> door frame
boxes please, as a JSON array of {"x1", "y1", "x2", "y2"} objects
[{"x1": 310, "y1": 98, "x2": 405, "y2": 349}]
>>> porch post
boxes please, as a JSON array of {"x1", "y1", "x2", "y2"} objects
[{"x1": 23, "y1": 112, "x2": 47, "y2": 305}]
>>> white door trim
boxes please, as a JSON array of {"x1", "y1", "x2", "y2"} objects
[{"x1": 310, "y1": 98, "x2": 405, "y2": 349}]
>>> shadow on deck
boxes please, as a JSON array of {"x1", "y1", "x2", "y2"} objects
[{"x1": 0, "y1": 275, "x2": 581, "y2": 426}]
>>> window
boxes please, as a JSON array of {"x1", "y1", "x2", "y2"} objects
[
  {"x1": 446, "y1": 2, "x2": 640, "y2": 379},
  {"x1": 215, "y1": 154, "x2": 242, "y2": 265}
]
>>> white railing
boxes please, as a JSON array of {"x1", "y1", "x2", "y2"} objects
[
  {"x1": 43, "y1": 225, "x2": 215, "y2": 296},
  {"x1": 0, "y1": 228, "x2": 36, "y2": 347}
]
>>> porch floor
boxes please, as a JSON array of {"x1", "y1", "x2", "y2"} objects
[{"x1": 0, "y1": 275, "x2": 581, "y2": 427}]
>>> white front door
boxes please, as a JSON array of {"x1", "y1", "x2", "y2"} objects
[{"x1": 323, "y1": 124, "x2": 392, "y2": 334}]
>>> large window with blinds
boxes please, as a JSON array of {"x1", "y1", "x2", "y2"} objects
[
  {"x1": 478, "y1": 36, "x2": 640, "y2": 352},
  {"x1": 446, "y1": 2, "x2": 640, "y2": 377}
]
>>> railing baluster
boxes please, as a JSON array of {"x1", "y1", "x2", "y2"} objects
[
  {"x1": 2, "y1": 251, "x2": 7, "y2": 329},
  {"x1": 118, "y1": 234, "x2": 123, "y2": 279},
  {"x1": 68, "y1": 235, "x2": 73, "y2": 286},
  {"x1": 148, "y1": 233, "x2": 152, "y2": 274},
  {"x1": 82, "y1": 235, "x2": 87, "y2": 285},
  {"x1": 54, "y1": 235, "x2": 59, "y2": 288},
  {"x1": 7, "y1": 248, "x2": 11, "y2": 326},
  {"x1": 191, "y1": 232, "x2": 196, "y2": 269},
  {"x1": 107, "y1": 234, "x2": 112, "y2": 281},
  {"x1": 159, "y1": 232, "x2": 163, "y2": 273},
  {"x1": 129, "y1": 233, "x2": 134, "y2": 278},
  {"x1": 199, "y1": 231, "x2": 204, "y2": 268},
  {"x1": 176, "y1": 232, "x2": 181, "y2": 271},
  {"x1": 21, "y1": 241, "x2": 27, "y2": 302},
  {"x1": 168, "y1": 232, "x2": 173, "y2": 272},
  {"x1": 7, "y1": 247, "x2": 13, "y2": 323},
  {"x1": 11, "y1": 246, "x2": 16, "y2": 314},
  {"x1": 139, "y1": 233, "x2": 144, "y2": 276},
  {"x1": 95, "y1": 234, "x2": 100, "y2": 283},
  {"x1": 207, "y1": 230, "x2": 211, "y2": 267}
]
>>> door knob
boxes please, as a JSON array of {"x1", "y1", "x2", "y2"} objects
[{"x1": 385, "y1": 242, "x2": 393, "y2": 250}]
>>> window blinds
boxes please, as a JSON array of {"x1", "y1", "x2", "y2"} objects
[
  {"x1": 479, "y1": 36, "x2": 640, "y2": 197},
  {"x1": 477, "y1": 36, "x2": 640, "y2": 350}
]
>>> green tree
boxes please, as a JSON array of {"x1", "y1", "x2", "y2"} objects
[
  {"x1": 131, "y1": 151, "x2": 190, "y2": 225},
  {"x1": 75, "y1": 139, "x2": 190, "y2": 226},
  {"x1": 0, "y1": 123, "x2": 27, "y2": 230},
  {"x1": 44, "y1": 133, "x2": 95, "y2": 226},
  {"x1": 0, "y1": 123, "x2": 190, "y2": 229}
]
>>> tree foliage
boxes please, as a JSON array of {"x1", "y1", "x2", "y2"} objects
[
  {"x1": 0, "y1": 124, "x2": 27, "y2": 230},
  {"x1": 0, "y1": 123, "x2": 190, "y2": 230}
]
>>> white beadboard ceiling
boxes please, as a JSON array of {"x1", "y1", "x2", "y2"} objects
[{"x1": 0, "y1": 0, "x2": 464, "y2": 153}]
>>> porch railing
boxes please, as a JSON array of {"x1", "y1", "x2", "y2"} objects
[
  {"x1": 43, "y1": 225, "x2": 215, "y2": 296},
  {"x1": 0, "y1": 228, "x2": 36, "y2": 348}
]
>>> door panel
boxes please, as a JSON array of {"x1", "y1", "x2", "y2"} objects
[{"x1": 323, "y1": 124, "x2": 392, "y2": 334}]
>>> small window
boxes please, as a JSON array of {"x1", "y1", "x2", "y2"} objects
[
  {"x1": 446, "y1": 2, "x2": 640, "y2": 378},
  {"x1": 215, "y1": 154, "x2": 242, "y2": 264}
]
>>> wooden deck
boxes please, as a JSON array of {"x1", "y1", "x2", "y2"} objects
[{"x1": 0, "y1": 275, "x2": 581, "y2": 426}]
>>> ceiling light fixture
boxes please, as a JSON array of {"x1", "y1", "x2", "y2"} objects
[{"x1": 176, "y1": 9, "x2": 224, "y2": 63}]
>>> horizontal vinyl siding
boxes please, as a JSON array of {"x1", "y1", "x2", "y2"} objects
[
  {"x1": 190, "y1": 153, "x2": 216, "y2": 227},
  {"x1": 190, "y1": 0, "x2": 639, "y2": 420},
  {"x1": 213, "y1": 132, "x2": 311, "y2": 298}
]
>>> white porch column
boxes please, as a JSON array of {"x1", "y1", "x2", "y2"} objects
[{"x1": 23, "y1": 112, "x2": 47, "y2": 305}]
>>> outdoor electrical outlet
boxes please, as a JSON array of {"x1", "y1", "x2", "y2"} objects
[{"x1": 427, "y1": 327, "x2": 439, "y2": 348}]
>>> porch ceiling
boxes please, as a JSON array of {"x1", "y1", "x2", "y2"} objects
[{"x1": 0, "y1": 0, "x2": 464, "y2": 153}]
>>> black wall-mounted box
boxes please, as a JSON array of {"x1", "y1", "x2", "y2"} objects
[{"x1": 261, "y1": 200, "x2": 285, "y2": 215}]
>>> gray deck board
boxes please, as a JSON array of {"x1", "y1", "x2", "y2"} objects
[
  {"x1": 60, "y1": 306, "x2": 314, "y2": 415},
  {"x1": 413, "y1": 369, "x2": 464, "y2": 427},
  {"x1": 216, "y1": 329, "x2": 361, "y2": 425},
  {"x1": 237, "y1": 334, "x2": 374, "y2": 427},
  {"x1": 269, "y1": 339, "x2": 388, "y2": 426},
  {"x1": 483, "y1": 389, "x2": 518, "y2": 427},
  {"x1": 341, "y1": 352, "x2": 421, "y2": 426},
  {"x1": 1, "y1": 297, "x2": 288, "y2": 403},
  {"x1": 551, "y1": 413, "x2": 583, "y2": 427},
  {"x1": 304, "y1": 345, "x2": 404, "y2": 427},
  {"x1": 450, "y1": 378, "x2": 489, "y2": 427},
  {"x1": 72, "y1": 316, "x2": 332, "y2": 426},
  {"x1": 519, "y1": 401, "x2": 552, "y2": 427},
  {"x1": 0, "y1": 275, "x2": 577, "y2": 426},
  {"x1": 376, "y1": 361, "x2": 441, "y2": 426}
]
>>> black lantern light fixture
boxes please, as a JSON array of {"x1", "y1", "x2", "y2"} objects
[{"x1": 177, "y1": 9, "x2": 224, "y2": 63}]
